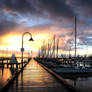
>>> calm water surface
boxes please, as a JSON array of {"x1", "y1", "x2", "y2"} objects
[
  {"x1": 60, "y1": 74, "x2": 92, "y2": 92},
  {"x1": 0, "y1": 58, "x2": 28, "y2": 89}
]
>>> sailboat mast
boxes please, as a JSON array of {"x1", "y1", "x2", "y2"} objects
[{"x1": 75, "y1": 16, "x2": 77, "y2": 58}]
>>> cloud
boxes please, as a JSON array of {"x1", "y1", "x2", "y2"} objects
[
  {"x1": 0, "y1": 0, "x2": 75, "y2": 21},
  {"x1": 0, "y1": 14, "x2": 18, "y2": 35},
  {"x1": 0, "y1": 0, "x2": 92, "y2": 52},
  {"x1": 0, "y1": 0, "x2": 92, "y2": 27},
  {"x1": 0, "y1": 0, "x2": 35, "y2": 14},
  {"x1": 70, "y1": 0, "x2": 92, "y2": 17},
  {"x1": 78, "y1": 29, "x2": 92, "y2": 46},
  {"x1": 0, "y1": 0, "x2": 76, "y2": 36},
  {"x1": 37, "y1": 0, "x2": 75, "y2": 21}
]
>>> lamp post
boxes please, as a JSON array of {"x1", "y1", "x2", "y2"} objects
[{"x1": 21, "y1": 32, "x2": 34, "y2": 68}]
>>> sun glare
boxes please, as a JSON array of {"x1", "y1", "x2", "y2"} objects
[{"x1": 0, "y1": 32, "x2": 52, "y2": 52}]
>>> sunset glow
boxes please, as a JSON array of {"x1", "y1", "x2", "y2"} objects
[
  {"x1": 0, "y1": 29, "x2": 54, "y2": 57},
  {"x1": 0, "y1": 0, "x2": 92, "y2": 57},
  {"x1": 0, "y1": 26, "x2": 91, "y2": 57}
]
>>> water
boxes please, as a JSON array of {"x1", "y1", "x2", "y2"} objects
[
  {"x1": 0, "y1": 58, "x2": 28, "y2": 90},
  {"x1": 0, "y1": 68, "x2": 11, "y2": 87},
  {"x1": 60, "y1": 74, "x2": 92, "y2": 92},
  {"x1": 75, "y1": 77, "x2": 92, "y2": 92},
  {"x1": 1, "y1": 58, "x2": 92, "y2": 92}
]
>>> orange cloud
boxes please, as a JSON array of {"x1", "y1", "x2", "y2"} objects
[{"x1": 0, "y1": 24, "x2": 88, "y2": 57}]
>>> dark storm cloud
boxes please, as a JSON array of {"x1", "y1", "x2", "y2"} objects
[
  {"x1": 71, "y1": 0, "x2": 92, "y2": 16},
  {"x1": 0, "y1": 0, "x2": 75, "y2": 20},
  {"x1": 0, "y1": 19, "x2": 18, "y2": 35},
  {"x1": 0, "y1": 0, "x2": 92, "y2": 25},
  {"x1": 78, "y1": 30, "x2": 92, "y2": 46},
  {"x1": 0, "y1": 0, "x2": 35, "y2": 14},
  {"x1": 74, "y1": 0, "x2": 92, "y2": 8},
  {"x1": 0, "y1": 0, "x2": 92, "y2": 45},
  {"x1": 0, "y1": 12, "x2": 18, "y2": 35},
  {"x1": 38, "y1": 0, "x2": 75, "y2": 20},
  {"x1": 0, "y1": 0, "x2": 76, "y2": 35}
]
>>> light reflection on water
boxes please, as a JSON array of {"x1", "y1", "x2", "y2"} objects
[
  {"x1": 0, "y1": 69, "x2": 11, "y2": 85},
  {"x1": 75, "y1": 77, "x2": 92, "y2": 92},
  {"x1": 61, "y1": 74, "x2": 92, "y2": 92},
  {"x1": 0, "y1": 58, "x2": 28, "y2": 88}
]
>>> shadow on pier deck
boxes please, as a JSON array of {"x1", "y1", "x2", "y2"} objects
[{"x1": 5, "y1": 59, "x2": 70, "y2": 92}]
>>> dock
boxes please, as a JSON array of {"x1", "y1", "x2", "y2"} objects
[
  {"x1": 2, "y1": 59, "x2": 71, "y2": 92},
  {"x1": 0, "y1": 57, "x2": 30, "y2": 92}
]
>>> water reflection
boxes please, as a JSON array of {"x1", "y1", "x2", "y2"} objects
[
  {"x1": 0, "y1": 68, "x2": 11, "y2": 88},
  {"x1": 15, "y1": 75, "x2": 18, "y2": 91},
  {"x1": 1, "y1": 58, "x2": 92, "y2": 92},
  {"x1": 10, "y1": 68, "x2": 16, "y2": 75},
  {"x1": 0, "y1": 58, "x2": 27, "y2": 90},
  {"x1": 21, "y1": 71, "x2": 23, "y2": 90},
  {"x1": 60, "y1": 74, "x2": 92, "y2": 92}
]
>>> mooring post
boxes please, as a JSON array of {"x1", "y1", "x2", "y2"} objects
[
  {"x1": 2, "y1": 59, "x2": 4, "y2": 68},
  {"x1": 7, "y1": 60, "x2": 9, "y2": 68},
  {"x1": 16, "y1": 63, "x2": 18, "y2": 69},
  {"x1": 11, "y1": 64, "x2": 12, "y2": 68}
]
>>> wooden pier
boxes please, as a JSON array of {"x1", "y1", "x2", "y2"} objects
[
  {"x1": 0, "y1": 57, "x2": 30, "y2": 68},
  {"x1": 0, "y1": 60, "x2": 29, "y2": 92},
  {"x1": 1, "y1": 59, "x2": 71, "y2": 92},
  {"x1": 0, "y1": 62, "x2": 26, "y2": 69}
]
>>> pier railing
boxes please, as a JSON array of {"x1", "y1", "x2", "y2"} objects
[{"x1": 0, "y1": 57, "x2": 32, "y2": 92}]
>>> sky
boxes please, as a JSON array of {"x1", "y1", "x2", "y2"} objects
[{"x1": 0, "y1": 0, "x2": 92, "y2": 57}]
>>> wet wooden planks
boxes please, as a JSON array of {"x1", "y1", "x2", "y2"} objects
[{"x1": 7, "y1": 59, "x2": 69, "y2": 92}]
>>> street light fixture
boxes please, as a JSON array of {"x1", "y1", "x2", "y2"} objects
[
  {"x1": 21, "y1": 32, "x2": 34, "y2": 68},
  {"x1": 29, "y1": 37, "x2": 34, "y2": 41}
]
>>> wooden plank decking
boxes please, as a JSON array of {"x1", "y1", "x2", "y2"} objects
[{"x1": 6, "y1": 59, "x2": 69, "y2": 92}]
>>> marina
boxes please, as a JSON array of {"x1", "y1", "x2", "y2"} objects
[
  {"x1": 1, "y1": 59, "x2": 71, "y2": 92},
  {"x1": 0, "y1": 0, "x2": 92, "y2": 91},
  {"x1": 35, "y1": 58, "x2": 92, "y2": 92},
  {"x1": 0, "y1": 56, "x2": 30, "y2": 92},
  {"x1": 1, "y1": 57, "x2": 92, "y2": 92}
]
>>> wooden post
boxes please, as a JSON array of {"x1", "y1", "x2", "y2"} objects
[
  {"x1": 19, "y1": 64, "x2": 21, "y2": 68},
  {"x1": 2, "y1": 60, "x2": 4, "y2": 68},
  {"x1": 16, "y1": 63, "x2": 18, "y2": 69},
  {"x1": 7, "y1": 60, "x2": 8, "y2": 68}
]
